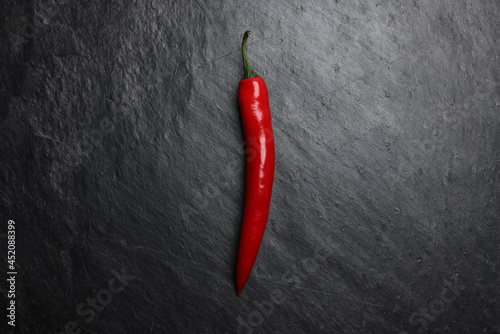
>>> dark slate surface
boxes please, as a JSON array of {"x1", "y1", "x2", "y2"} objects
[{"x1": 1, "y1": 0, "x2": 499, "y2": 333}]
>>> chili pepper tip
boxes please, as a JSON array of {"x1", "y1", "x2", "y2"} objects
[{"x1": 237, "y1": 289, "x2": 242, "y2": 297}]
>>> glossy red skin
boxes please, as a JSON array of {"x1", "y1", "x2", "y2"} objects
[{"x1": 236, "y1": 76, "x2": 275, "y2": 296}]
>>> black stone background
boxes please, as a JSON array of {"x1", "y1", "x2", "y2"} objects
[{"x1": 1, "y1": 0, "x2": 499, "y2": 333}]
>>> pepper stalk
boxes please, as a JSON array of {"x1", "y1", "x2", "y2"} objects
[{"x1": 242, "y1": 31, "x2": 259, "y2": 79}]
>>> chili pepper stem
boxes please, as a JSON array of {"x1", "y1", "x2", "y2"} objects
[{"x1": 242, "y1": 31, "x2": 259, "y2": 79}]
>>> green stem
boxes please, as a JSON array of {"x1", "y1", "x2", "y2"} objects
[{"x1": 242, "y1": 31, "x2": 259, "y2": 79}]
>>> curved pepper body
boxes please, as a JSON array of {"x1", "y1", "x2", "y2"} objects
[{"x1": 236, "y1": 76, "x2": 275, "y2": 296}]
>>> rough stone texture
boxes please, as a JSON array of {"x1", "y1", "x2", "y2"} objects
[{"x1": 1, "y1": 0, "x2": 499, "y2": 333}]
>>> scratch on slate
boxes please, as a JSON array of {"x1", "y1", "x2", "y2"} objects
[
  {"x1": 196, "y1": 33, "x2": 283, "y2": 69},
  {"x1": 35, "y1": 132, "x2": 67, "y2": 146},
  {"x1": 301, "y1": 47, "x2": 427, "y2": 114},
  {"x1": 255, "y1": 278, "x2": 388, "y2": 309},
  {"x1": 197, "y1": 49, "x2": 239, "y2": 69},
  {"x1": 133, "y1": 245, "x2": 232, "y2": 275}
]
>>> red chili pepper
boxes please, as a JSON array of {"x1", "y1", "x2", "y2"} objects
[{"x1": 236, "y1": 31, "x2": 275, "y2": 296}]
